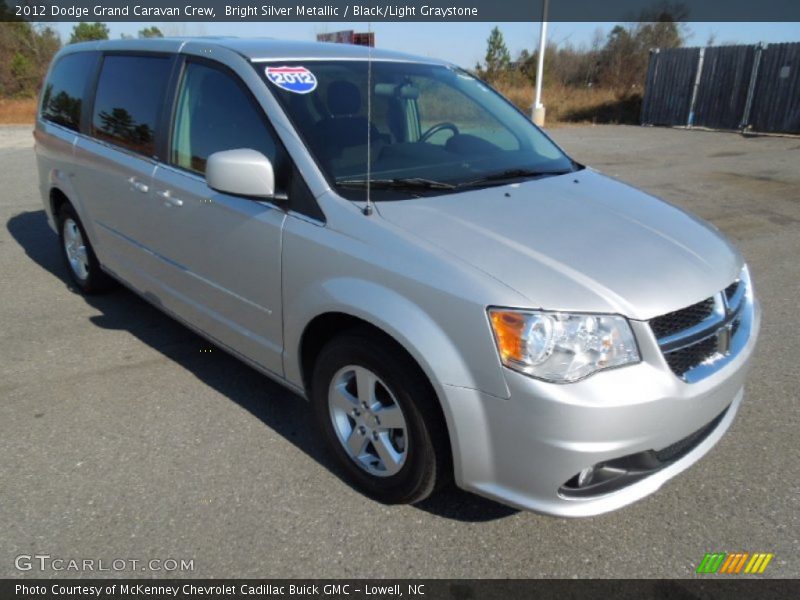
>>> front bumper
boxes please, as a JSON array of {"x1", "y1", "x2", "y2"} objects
[{"x1": 445, "y1": 299, "x2": 761, "y2": 517}]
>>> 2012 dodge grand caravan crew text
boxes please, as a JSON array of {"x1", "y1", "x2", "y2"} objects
[{"x1": 34, "y1": 38, "x2": 760, "y2": 516}]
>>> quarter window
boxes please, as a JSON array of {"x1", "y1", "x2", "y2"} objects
[
  {"x1": 91, "y1": 54, "x2": 172, "y2": 157},
  {"x1": 171, "y1": 62, "x2": 281, "y2": 175},
  {"x1": 40, "y1": 52, "x2": 97, "y2": 132}
]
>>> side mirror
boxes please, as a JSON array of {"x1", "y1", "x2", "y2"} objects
[{"x1": 205, "y1": 149, "x2": 277, "y2": 199}]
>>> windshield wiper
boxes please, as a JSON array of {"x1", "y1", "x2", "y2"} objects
[
  {"x1": 336, "y1": 170, "x2": 571, "y2": 192},
  {"x1": 336, "y1": 177, "x2": 456, "y2": 190},
  {"x1": 458, "y1": 168, "x2": 573, "y2": 188}
]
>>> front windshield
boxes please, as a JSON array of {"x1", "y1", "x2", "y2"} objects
[{"x1": 260, "y1": 60, "x2": 576, "y2": 199}]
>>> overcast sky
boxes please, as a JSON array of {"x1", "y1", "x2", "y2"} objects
[{"x1": 49, "y1": 21, "x2": 800, "y2": 68}]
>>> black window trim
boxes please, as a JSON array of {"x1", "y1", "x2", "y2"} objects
[
  {"x1": 39, "y1": 50, "x2": 101, "y2": 135},
  {"x1": 164, "y1": 54, "x2": 326, "y2": 223},
  {"x1": 87, "y1": 50, "x2": 180, "y2": 162}
]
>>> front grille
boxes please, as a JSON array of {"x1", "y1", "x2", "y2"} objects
[
  {"x1": 650, "y1": 274, "x2": 749, "y2": 382},
  {"x1": 650, "y1": 297, "x2": 715, "y2": 339},
  {"x1": 663, "y1": 335, "x2": 719, "y2": 376}
]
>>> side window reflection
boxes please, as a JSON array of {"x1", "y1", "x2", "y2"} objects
[{"x1": 91, "y1": 55, "x2": 171, "y2": 156}]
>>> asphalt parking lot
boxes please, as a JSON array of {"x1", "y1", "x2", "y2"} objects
[{"x1": 1, "y1": 124, "x2": 798, "y2": 579}]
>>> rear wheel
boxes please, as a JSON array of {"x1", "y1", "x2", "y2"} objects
[
  {"x1": 311, "y1": 330, "x2": 451, "y2": 504},
  {"x1": 57, "y1": 203, "x2": 116, "y2": 294}
]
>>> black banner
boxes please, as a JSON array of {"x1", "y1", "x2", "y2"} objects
[
  {"x1": 3, "y1": 0, "x2": 800, "y2": 23},
  {"x1": 3, "y1": 580, "x2": 800, "y2": 600}
]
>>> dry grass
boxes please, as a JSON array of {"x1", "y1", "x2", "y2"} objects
[
  {"x1": 0, "y1": 97, "x2": 37, "y2": 124},
  {"x1": 0, "y1": 84, "x2": 640, "y2": 127},
  {"x1": 494, "y1": 83, "x2": 642, "y2": 126}
]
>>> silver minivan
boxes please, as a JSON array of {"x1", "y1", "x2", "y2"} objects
[{"x1": 34, "y1": 38, "x2": 760, "y2": 516}]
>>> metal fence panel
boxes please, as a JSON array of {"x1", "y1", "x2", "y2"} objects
[
  {"x1": 641, "y1": 47, "x2": 700, "y2": 126},
  {"x1": 642, "y1": 41, "x2": 800, "y2": 134},
  {"x1": 749, "y1": 42, "x2": 800, "y2": 134},
  {"x1": 693, "y1": 45, "x2": 756, "y2": 130}
]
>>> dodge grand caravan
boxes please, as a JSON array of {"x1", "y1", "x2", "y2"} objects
[{"x1": 34, "y1": 38, "x2": 760, "y2": 516}]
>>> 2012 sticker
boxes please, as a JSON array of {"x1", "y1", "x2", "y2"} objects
[{"x1": 265, "y1": 66, "x2": 318, "y2": 94}]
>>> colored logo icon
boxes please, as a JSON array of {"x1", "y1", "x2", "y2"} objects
[
  {"x1": 697, "y1": 552, "x2": 774, "y2": 574},
  {"x1": 265, "y1": 66, "x2": 318, "y2": 94}
]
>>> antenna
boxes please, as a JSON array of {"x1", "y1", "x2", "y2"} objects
[{"x1": 363, "y1": 19, "x2": 374, "y2": 216}]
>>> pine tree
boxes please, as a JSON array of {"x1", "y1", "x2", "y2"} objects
[
  {"x1": 69, "y1": 23, "x2": 109, "y2": 44},
  {"x1": 484, "y1": 27, "x2": 511, "y2": 81},
  {"x1": 138, "y1": 26, "x2": 163, "y2": 39}
]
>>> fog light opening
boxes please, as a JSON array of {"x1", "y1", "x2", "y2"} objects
[{"x1": 577, "y1": 466, "x2": 595, "y2": 487}]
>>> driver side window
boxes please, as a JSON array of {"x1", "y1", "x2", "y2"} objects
[
  {"x1": 414, "y1": 77, "x2": 520, "y2": 150},
  {"x1": 171, "y1": 61, "x2": 282, "y2": 176}
]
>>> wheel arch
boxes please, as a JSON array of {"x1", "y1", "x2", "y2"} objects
[
  {"x1": 50, "y1": 187, "x2": 70, "y2": 220},
  {"x1": 299, "y1": 310, "x2": 456, "y2": 483},
  {"x1": 285, "y1": 278, "x2": 509, "y2": 489},
  {"x1": 47, "y1": 182, "x2": 102, "y2": 255},
  {"x1": 287, "y1": 280, "x2": 488, "y2": 394}
]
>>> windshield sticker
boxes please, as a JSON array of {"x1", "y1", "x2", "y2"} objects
[{"x1": 265, "y1": 66, "x2": 317, "y2": 94}]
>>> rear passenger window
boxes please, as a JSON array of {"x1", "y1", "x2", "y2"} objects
[
  {"x1": 91, "y1": 54, "x2": 172, "y2": 157},
  {"x1": 41, "y1": 52, "x2": 97, "y2": 132},
  {"x1": 171, "y1": 62, "x2": 281, "y2": 175}
]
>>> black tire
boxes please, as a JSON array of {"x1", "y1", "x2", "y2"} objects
[
  {"x1": 311, "y1": 329, "x2": 452, "y2": 504},
  {"x1": 57, "y1": 203, "x2": 116, "y2": 294}
]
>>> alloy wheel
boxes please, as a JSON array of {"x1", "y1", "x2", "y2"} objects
[
  {"x1": 63, "y1": 218, "x2": 89, "y2": 281},
  {"x1": 328, "y1": 365, "x2": 409, "y2": 477}
]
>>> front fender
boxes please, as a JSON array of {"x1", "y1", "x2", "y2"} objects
[
  {"x1": 284, "y1": 277, "x2": 489, "y2": 396},
  {"x1": 283, "y1": 277, "x2": 512, "y2": 488}
]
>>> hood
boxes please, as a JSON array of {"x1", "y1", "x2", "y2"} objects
[{"x1": 376, "y1": 169, "x2": 742, "y2": 321}]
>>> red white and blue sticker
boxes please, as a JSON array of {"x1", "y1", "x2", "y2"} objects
[{"x1": 265, "y1": 66, "x2": 318, "y2": 94}]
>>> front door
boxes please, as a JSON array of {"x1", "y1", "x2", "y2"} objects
[{"x1": 147, "y1": 59, "x2": 288, "y2": 376}]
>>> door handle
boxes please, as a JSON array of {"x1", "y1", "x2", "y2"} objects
[
  {"x1": 127, "y1": 177, "x2": 149, "y2": 193},
  {"x1": 156, "y1": 190, "x2": 183, "y2": 207}
]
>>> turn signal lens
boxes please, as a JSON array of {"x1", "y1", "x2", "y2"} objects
[{"x1": 489, "y1": 310, "x2": 527, "y2": 363}]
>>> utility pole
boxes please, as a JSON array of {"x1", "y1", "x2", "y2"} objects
[{"x1": 532, "y1": 0, "x2": 549, "y2": 126}]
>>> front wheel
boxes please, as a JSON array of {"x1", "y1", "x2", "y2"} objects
[{"x1": 311, "y1": 330, "x2": 451, "y2": 504}]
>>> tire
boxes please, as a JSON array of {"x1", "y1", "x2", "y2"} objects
[
  {"x1": 57, "y1": 203, "x2": 116, "y2": 294},
  {"x1": 311, "y1": 329, "x2": 451, "y2": 504}
]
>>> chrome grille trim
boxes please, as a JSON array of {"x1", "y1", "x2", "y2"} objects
[
  {"x1": 725, "y1": 277, "x2": 746, "y2": 313},
  {"x1": 650, "y1": 269, "x2": 753, "y2": 383},
  {"x1": 650, "y1": 297, "x2": 716, "y2": 340},
  {"x1": 656, "y1": 294, "x2": 726, "y2": 353}
]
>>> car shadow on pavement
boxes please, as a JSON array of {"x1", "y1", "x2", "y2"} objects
[{"x1": 7, "y1": 209, "x2": 518, "y2": 523}]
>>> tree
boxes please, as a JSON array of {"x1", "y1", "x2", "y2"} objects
[
  {"x1": 597, "y1": 25, "x2": 638, "y2": 89},
  {"x1": 42, "y1": 88, "x2": 82, "y2": 126},
  {"x1": 483, "y1": 26, "x2": 511, "y2": 81},
  {"x1": 0, "y1": 22, "x2": 61, "y2": 96},
  {"x1": 596, "y1": 17, "x2": 685, "y2": 90},
  {"x1": 69, "y1": 22, "x2": 109, "y2": 44},
  {"x1": 636, "y1": 21, "x2": 683, "y2": 52},
  {"x1": 138, "y1": 26, "x2": 163, "y2": 39},
  {"x1": 594, "y1": 2, "x2": 687, "y2": 90},
  {"x1": 98, "y1": 107, "x2": 135, "y2": 139},
  {"x1": 515, "y1": 40, "x2": 601, "y2": 89}
]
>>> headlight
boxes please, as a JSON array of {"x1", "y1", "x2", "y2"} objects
[{"x1": 488, "y1": 308, "x2": 640, "y2": 383}]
